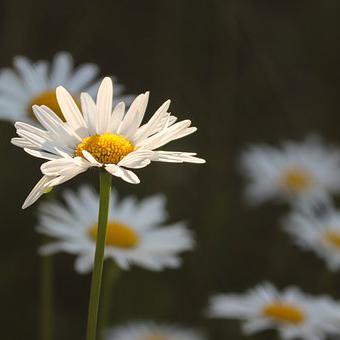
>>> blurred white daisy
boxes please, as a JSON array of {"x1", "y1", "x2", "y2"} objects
[
  {"x1": 0, "y1": 52, "x2": 132, "y2": 123},
  {"x1": 37, "y1": 185, "x2": 194, "y2": 274},
  {"x1": 12, "y1": 77, "x2": 205, "y2": 208},
  {"x1": 283, "y1": 207, "x2": 340, "y2": 271},
  {"x1": 240, "y1": 137, "x2": 340, "y2": 205},
  {"x1": 208, "y1": 282, "x2": 340, "y2": 340},
  {"x1": 105, "y1": 321, "x2": 206, "y2": 340}
]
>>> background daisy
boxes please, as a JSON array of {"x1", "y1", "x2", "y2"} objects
[
  {"x1": 12, "y1": 77, "x2": 205, "y2": 208},
  {"x1": 36, "y1": 185, "x2": 194, "y2": 273},
  {"x1": 208, "y1": 282, "x2": 340, "y2": 340},
  {"x1": 0, "y1": 52, "x2": 132, "y2": 123},
  {"x1": 283, "y1": 207, "x2": 340, "y2": 271},
  {"x1": 105, "y1": 321, "x2": 206, "y2": 340},
  {"x1": 240, "y1": 137, "x2": 340, "y2": 205}
]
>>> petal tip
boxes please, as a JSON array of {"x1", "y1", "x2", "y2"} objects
[
  {"x1": 21, "y1": 201, "x2": 30, "y2": 209},
  {"x1": 102, "y1": 76, "x2": 112, "y2": 85}
]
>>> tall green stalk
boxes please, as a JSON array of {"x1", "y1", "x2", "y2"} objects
[
  {"x1": 97, "y1": 261, "x2": 120, "y2": 340},
  {"x1": 40, "y1": 235, "x2": 54, "y2": 340},
  {"x1": 86, "y1": 170, "x2": 112, "y2": 340}
]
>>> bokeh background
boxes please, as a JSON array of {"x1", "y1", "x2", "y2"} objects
[{"x1": 1, "y1": 1, "x2": 340, "y2": 339}]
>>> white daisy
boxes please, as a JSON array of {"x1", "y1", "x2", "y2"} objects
[
  {"x1": 12, "y1": 77, "x2": 205, "y2": 209},
  {"x1": 283, "y1": 207, "x2": 340, "y2": 271},
  {"x1": 36, "y1": 185, "x2": 194, "y2": 274},
  {"x1": 208, "y1": 282, "x2": 340, "y2": 340},
  {"x1": 105, "y1": 321, "x2": 206, "y2": 340},
  {"x1": 240, "y1": 137, "x2": 340, "y2": 205},
  {"x1": 0, "y1": 52, "x2": 132, "y2": 124}
]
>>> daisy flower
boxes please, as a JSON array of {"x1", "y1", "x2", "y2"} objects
[
  {"x1": 208, "y1": 282, "x2": 340, "y2": 340},
  {"x1": 240, "y1": 137, "x2": 340, "y2": 205},
  {"x1": 105, "y1": 321, "x2": 206, "y2": 340},
  {"x1": 0, "y1": 52, "x2": 132, "y2": 123},
  {"x1": 12, "y1": 77, "x2": 205, "y2": 209},
  {"x1": 283, "y1": 207, "x2": 340, "y2": 271},
  {"x1": 36, "y1": 185, "x2": 194, "y2": 273}
]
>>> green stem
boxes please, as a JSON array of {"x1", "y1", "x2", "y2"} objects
[
  {"x1": 86, "y1": 170, "x2": 112, "y2": 340},
  {"x1": 40, "y1": 235, "x2": 54, "y2": 340},
  {"x1": 97, "y1": 261, "x2": 120, "y2": 339}
]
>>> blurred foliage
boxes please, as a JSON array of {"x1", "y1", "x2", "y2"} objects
[{"x1": 1, "y1": 0, "x2": 340, "y2": 339}]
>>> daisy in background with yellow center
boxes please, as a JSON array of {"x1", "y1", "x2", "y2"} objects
[
  {"x1": 208, "y1": 282, "x2": 340, "y2": 340},
  {"x1": 11, "y1": 76, "x2": 204, "y2": 209},
  {"x1": 105, "y1": 322, "x2": 206, "y2": 340},
  {"x1": 283, "y1": 207, "x2": 340, "y2": 272},
  {"x1": 0, "y1": 52, "x2": 132, "y2": 123},
  {"x1": 240, "y1": 137, "x2": 340, "y2": 205},
  {"x1": 37, "y1": 185, "x2": 194, "y2": 273}
]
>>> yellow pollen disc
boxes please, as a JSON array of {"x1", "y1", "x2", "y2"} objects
[
  {"x1": 75, "y1": 133, "x2": 134, "y2": 164},
  {"x1": 281, "y1": 168, "x2": 312, "y2": 192},
  {"x1": 324, "y1": 231, "x2": 340, "y2": 248},
  {"x1": 88, "y1": 221, "x2": 139, "y2": 248},
  {"x1": 28, "y1": 90, "x2": 80, "y2": 121},
  {"x1": 262, "y1": 302, "x2": 305, "y2": 324}
]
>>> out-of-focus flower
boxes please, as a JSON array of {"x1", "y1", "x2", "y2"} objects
[
  {"x1": 12, "y1": 77, "x2": 205, "y2": 208},
  {"x1": 283, "y1": 207, "x2": 340, "y2": 271},
  {"x1": 105, "y1": 321, "x2": 206, "y2": 340},
  {"x1": 0, "y1": 52, "x2": 132, "y2": 123},
  {"x1": 240, "y1": 137, "x2": 340, "y2": 205},
  {"x1": 208, "y1": 282, "x2": 340, "y2": 340},
  {"x1": 37, "y1": 185, "x2": 194, "y2": 274}
]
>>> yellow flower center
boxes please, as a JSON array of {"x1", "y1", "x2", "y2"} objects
[
  {"x1": 281, "y1": 168, "x2": 312, "y2": 192},
  {"x1": 75, "y1": 133, "x2": 134, "y2": 164},
  {"x1": 28, "y1": 90, "x2": 79, "y2": 121},
  {"x1": 88, "y1": 221, "x2": 139, "y2": 248},
  {"x1": 262, "y1": 302, "x2": 305, "y2": 324},
  {"x1": 324, "y1": 230, "x2": 340, "y2": 249}
]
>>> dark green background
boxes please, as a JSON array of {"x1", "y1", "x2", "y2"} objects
[{"x1": 1, "y1": 1, "x2": 340, "y2": 339}]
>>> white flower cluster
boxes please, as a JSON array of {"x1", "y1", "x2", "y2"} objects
[
  {"x1": 207, "y1": 137, "x2": 340, "y2": 340},
  {"x1": 241, "y1": 136, "x2": 340, "y2": 271}
]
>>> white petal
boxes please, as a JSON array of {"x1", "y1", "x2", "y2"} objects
[
  {"x1": 0, "y1": 98, "x2": 26, "y2": 122},
  {"x1": 0, "y1": 68, "x2": 29, "y2": 100},
  {"x1": 23, "y1": 148, "x2": 60, "y2": 160},
  {"x1": 41, "y1": 157, "x2": 90, "y2": 176},
  {"x1": 109, "y1": 102, "x2": 125, "y2": 133},
  {"x1": 74, "y1": 254, "x2": 93, "y2": 274},
  {"x1": 34, "y1": 61, "x2": 49, "y2": 89},
  {"x1": 118, "y1": 92, "x2": 149, "y2": 138},
  {"x1": 82, "y1": 150, "x2": 102, "y2": 166},
  {"x1": 11, "y1": 137, "x2": 35, "y2": 148},
  {"x1": 96, "y1": 77, "x2": 113, "y2": 134},
  {"x1": 15, "y1": 126, "x2": 74, "y2": 156},
  {"x1": 67, "y1": 63, "x2": 99, "y2": 92},
  {"x1": 105, "y1": 164, "x2": 140, "y2": 184},
  {"x1": 118, "y1": 150, "x2": 153, "y2": 169},
  {"x1": 80, "y1": 93, "x2": 96, "y2": 134},
  {"x1": 56, "y1": 86, "x2": 87, "y2": 134},
  {"x1": 134, "y1": 100, "x2": 171, "y2": 142},
  {"x1": 49, "y1": 52, "x2": 73, "y2": 87},
  {"x1": 32, "y1": 105, "x2": 81, "y2": 145},
  {"x1": 22, "y1": 175, "x2": 54, "y2": 209},
  {"x1": 16, "y1": 127, "x2": 49, "y2": 147},
  {"x1": 152, "y1": 151, "x2": 205, "y2": 164},
  {"x1": 13, "y1": 56, "x2": 44, "y2": 94},
  {"x1": 137, "y1": 120, "x2": 193, "y2": 150}
]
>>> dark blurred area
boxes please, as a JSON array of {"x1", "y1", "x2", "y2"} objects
[{"x1": 1, "y1": 1, "x2": 340, "y2": 339}]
